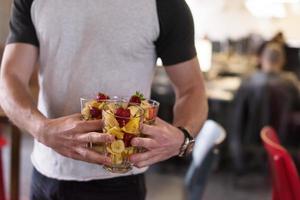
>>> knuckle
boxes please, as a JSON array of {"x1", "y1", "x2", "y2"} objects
[{"x1": 136, "y1": 163, "x2": 144, "y2": 168}]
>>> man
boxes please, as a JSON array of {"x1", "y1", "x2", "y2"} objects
[{"x1": 0, "y1": 0, "x2": 207, "y2": 199}]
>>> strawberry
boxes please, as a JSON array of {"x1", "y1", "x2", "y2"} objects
[
  {"x1": 129, "y1": 91, "x2": 145, "y2": 105},
  {"x1": 115, "y1": 107, "x2": 131, "y2": 127},
  {"x1": 90, "y1": 107, "x2": 102, "y2": 119},
  {"x1": 96, "y1": 93, "x2": 109, "y2": 102},
  {"x1": 123, "y1": 133, "x2": 136, "y2": 147}
]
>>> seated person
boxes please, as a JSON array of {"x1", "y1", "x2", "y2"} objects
[{"x1": 230, "y1": 42, "x2": 300, "y2": 174}]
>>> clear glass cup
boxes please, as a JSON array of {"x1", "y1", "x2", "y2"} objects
[
  {"x1": 139, "y1": 99, "x2": 160, "y2": 125},
  {"x1": 80, "y1": 97, "x2": 107, "y2": 153},
  {"x1": 113, "y1": 96, "x2": 160, "y2": 125},
  {"x1": 102, "y1": 101, "x2": 144, "y2": 173}
]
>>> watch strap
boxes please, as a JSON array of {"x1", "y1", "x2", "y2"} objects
[{"x1": 177, "y1": 127, "x2": 193, "y2": 157}]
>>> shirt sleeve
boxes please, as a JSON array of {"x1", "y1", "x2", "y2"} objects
[
  {"x1": 155, "y1": 0, "x2": 196, "y2": 66},
  {"x1": 6, "y1": 0, "x2": 39, "y2": 47}
]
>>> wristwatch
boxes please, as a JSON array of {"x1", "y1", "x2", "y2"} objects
[{"x1": 178, "y1": 127, "x2": 195, "y2": 157}]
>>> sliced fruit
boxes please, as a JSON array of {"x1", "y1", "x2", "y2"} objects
[
  {"x1": 81, "y1": 106, "x2": 91, "y2": 120},
  {"x1": 129, "y1": 91, "x2": 145, "y2": 105},
  {"x1": 106, "y1": 146, "x2": 115, "y2": 155},
  {"x1": 96, "y1": 93, "x2": 109, "y2": 102},
  {"x1": 128, "y1": 106, "x2": 140, "y2": 117},
  {"x1": 90, "y1": 107, "x2": 102, "y2": 119},
  {"x1": 145, "y1": 107, "x2": 155, "y2": 120},
  {"x1": 108, "y1": 127, "x2": 124, "y2": 139},
  {"x1": 107, "y1": 103, "x2": 118, "y2": 114},
  {"x1": 115, "y1": 107, "x2": 131, "y2": 127},
  {"x1": 93, "y1": 144, "x2": 105, "y2": 153},
  {"x1": 111, "y1": 153, "x2": 123, "y2": 165},
  {"x1": 103, "y1": 111, "x2": 119, "y2": 128},
  {"x1": 140, "y1": 100, "x2": 151, "y2": 109},
  {"x1": 122, "y1": 117, "x2": 140, "y2": 135},
  {"x1": 123, "y1": 133, "x2": 136, "y2": 147},
  {"x1": 88, "y1": 100, "x2": 100, "y2": 108},
  {"x1": 97, "y1": 102, "x2": 105, "y2": 110},
  {"x1": 111, "y1": 140, "x2": 125, "y2": 154},
  {"x1": 124, "y1": 147, "x2": 135, "y2": 156}
]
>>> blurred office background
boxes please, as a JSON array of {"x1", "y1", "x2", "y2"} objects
[{"x1": 1, "y1": 0, "x2": 300, "y2": 200}]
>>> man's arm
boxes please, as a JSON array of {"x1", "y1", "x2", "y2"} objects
[
  {"x1": 130, "y1": 57, "x2": 208, "y2": 167},
  {"x1": 0, "y1": 44, "x2": 44, "y2": 136},
  {"x1": 0, "y1": 44, "x2": 113, "y2": 165},
  {"x1": 166, "y1": 57, "x2": 208, "y2": 136}
]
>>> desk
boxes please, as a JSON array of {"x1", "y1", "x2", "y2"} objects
[{"x1": 206, "y1": 77, "x2": 242, "y2": 102}]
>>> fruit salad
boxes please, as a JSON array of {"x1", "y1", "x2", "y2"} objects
[
  {"x1": 129, "y1": 92, "x2": 160, "y2": 125},
  {"x1": 102, "y1": 100, "x2": 144, "y2": 173},
  {"x1": 81, "y1": 93, "x2": 110, "y2": 120}
]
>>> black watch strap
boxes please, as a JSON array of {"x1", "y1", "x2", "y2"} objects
[{"x1": 178, "y1": 127, "x2": 193, "y2": 140}]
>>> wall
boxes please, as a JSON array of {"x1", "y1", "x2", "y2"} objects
[{"x1": 0, "y1": 0, "x2": 11, "y2": 44}]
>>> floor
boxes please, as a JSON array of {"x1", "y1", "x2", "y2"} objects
[{"x1": 2, "y1": 132, "x2": 271, "y2": 200}]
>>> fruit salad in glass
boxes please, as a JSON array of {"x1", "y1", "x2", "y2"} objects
[
  {"x1": 81, "y1": 93, "x2": 110, "y2": 120},
  {"x1": 102, "y1": 100, "x2": 144, "y2": 173},
  {"x1": 128, "y1": 92, "x2": 160, "y2": 125},
  {"x1": 81, "y1": 93, "x2": 110, "y2": 153}
]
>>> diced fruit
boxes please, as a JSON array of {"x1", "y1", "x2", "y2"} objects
[
  {"x1": 140, "y1": 100, "x2": 151, "y2": 109},
  {"x1": 145, "y1": 107, "x2": 155, "y2": 120},
  {"x1": 123, "y1": 133, "x2": 136, "y2": 147},
  {"x1": 111, "y1": 140, "x2": 125, "y2": 154},
  {"x1": 90, "y1": 107, "x2": 102, "y2": 119},
  {"x1": 128, "y1": 106, "x2": 140, "y2": 117},
  {"x1": 81, "y1": 106, "x2": 91, "y2": 120},
  {"x1": 129, "y1": 91, "x2": 145, "y2": 105},
  {"x1": 122, "y1": 117, "x2": 140, "y2": 135},
  {"x1": 125, "y1": 147, "x2": 135, "y2": 155},
  {"x1": 93, "y1": 144, "x2": 105, "y2": 153},
  {"x1": 111, "y1": 154, "x2": 123, "y2": 165},
  {"x1": 108, "y1": 127, "x2": 124, "y2": 139},
  {"x1": 103, "y1": 111, "x2": 119, "y2": 128},
  {"x1": 115, "y1": 108, "x2": 131, "y2": 127},
  {"x1": 96, "y1": 93, "x2": 109, "y2": 102},
  {"x1": 107, "y1": 103, "x2": 118, "y2": 114}
]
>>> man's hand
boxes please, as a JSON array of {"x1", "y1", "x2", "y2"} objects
[
  {"x1": 37, "y1": 113, "x2": 114, "y2": 165},
  {"x1": 130, "y1": 118, "x2": 184, "y2": 168}
]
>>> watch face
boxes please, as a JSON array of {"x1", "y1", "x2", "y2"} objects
[{"x1": 186, "y1": 140, "x2": 195, "y2": 155}]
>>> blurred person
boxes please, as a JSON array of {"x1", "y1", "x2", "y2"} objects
[
  {"x1": 230, "y1": 41, "x2": 300, "y2": 175},
  {"x1": 0, "y1": 0, "x2": 207, "y2": 199},
  {"x1": 271, "y1": 32, "x2": 300, "y2": 78}
]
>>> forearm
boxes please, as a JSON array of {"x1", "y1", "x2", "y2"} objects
[
  {"x1": 0, "y1": 74, "x2": 46, "y2": 138},
  {"x1": 173, "y1": 86, "x2": 208, "y2": 137}
]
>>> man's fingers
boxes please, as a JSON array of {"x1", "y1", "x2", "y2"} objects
[
  {"x1": 74, "y1": 147, "x2": 111, "y2": 165},
  {"x1": 134, "y1": 155, "x2": 162, "y2": 168},
  {"x1": 76, "y1": 120, "x2": 104, "y2": 133},
  {"x1": 77, "y1": 132, "x2": 114, "y2": 144},
  {"x1": 131, "y1": 137, "x2": 158, "y2": 149},
  {"x1": 130, "y1": 150, "x2": 158, "y2": 164},
  {"x1": 141, "y1": 124, "x2": 160, "y2": 138}
]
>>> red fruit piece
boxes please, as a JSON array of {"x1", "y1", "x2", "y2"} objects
[
  {"x1": 96, "y1": 93, "x2": 109, "y2": 102},
  {"x1": 115, "y1": 108, "x2": 131, "y2": 127},
  {"x1": 90, "y1": 107, "x2": 102, "y2": 119},
  {"x1": 123, "y1": 133, "x2": 136, "y2": 147},
  {"x1": 129, "y1": 91, "x2": 145, "y2": 105},
  {"x1": 147, "y1": 107, "x2": 155, "y2": 120}
]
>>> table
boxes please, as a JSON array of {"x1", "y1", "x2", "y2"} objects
[{"x1": 205, "y1": 76, "x2": 242, "y2": 102}]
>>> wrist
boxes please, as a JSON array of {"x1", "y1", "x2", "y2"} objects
[{"x1": 32, "y1": 117, "x2": 49, "y2": 142}]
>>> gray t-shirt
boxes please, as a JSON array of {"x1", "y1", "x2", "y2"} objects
[{"x1": 7, "y1": 0, "x2": 196, "y2": 180}]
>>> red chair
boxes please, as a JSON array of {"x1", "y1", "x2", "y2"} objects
[
  {"x1": 261, "y1": 127, "x2": 300, "y2": 200},
  {"x1": 0, "y1": 134, "x2": 6, "y2": 200}
]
